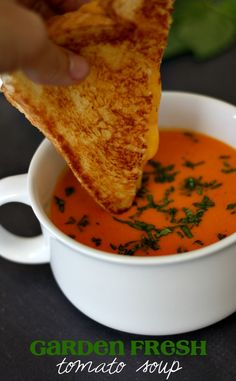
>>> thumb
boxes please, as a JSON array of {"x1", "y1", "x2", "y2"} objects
[{"x1": 0, "y1": 2, "x2": 89, "y2": 85}]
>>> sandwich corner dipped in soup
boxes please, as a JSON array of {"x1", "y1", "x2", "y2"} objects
[
  {"x1": 2, "y1": 0, "x2": 236, "y2": 256},
  {"x1": 1, "y1": 0, "x2": 174, "y2": 213},
  {"x1": 51, "y1": 129, "x2": 236, "y2": 256}
]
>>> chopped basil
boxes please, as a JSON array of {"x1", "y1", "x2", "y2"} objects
[
  {"x1": 219, "y1": 155, "x2": 231, "y2": 160},
  {"x1": 176, "y1": 231, "x2": 184, "y2": 239},
  {"x1": 53, "y1": 133, "x2": 236, "y2": 257},
  {"x1": 177, "y1": 247, "x2": 188, "y2": 254},
  {"x1": 77, "y1": 215, "x2": 89, "y2": 231},
  {"x1": 117, "y1": 243, "x2": 143, "y2": 256},
  {"x1": 180, "y1": 225, "x2": 193, "y2": 239},
  {"x1": 91, "y1": 237, "x2": 102, "y2": 247},
  {"x1": 194, "y1": 240, "x2": 204, "y2": 246},
  {"x1": 65, "y1": 186, "x2": 75, "y2": 196},
  {"x1": 178, "y1": 197, "x2": 215, "y2": 230},
  {"x1": 193, "y1": 196, "x2": 215, "y2": 210},
  {"x1": 183, "y1": 160, "x2": 205, "y2": 169},
  {"x1": 114, "y1": 217, "x2": 156, "y2": 233},
  {"x1": 181, "y1": 208, "x2": 203, "y2": 225},
  {"x1": 116, "y1": 235, "x2": 161, "y2": 256},
  {"x1": 221, "y1": 161, "x2": 236, "y2": 174},
  {"x1": 65, "y1": 216, "x2": 76, "y2": 225},
  {"x1": 217, "y1": 233, "x2": 227, "y2": 240},
  {"x1": 226, "y1": 203, "x2": 236, "y2": 210},
  {"x1": 110, "y1": 243, "x2": 117, "y2": 251},
  {"x1": 183, "y1": 132, "x2": 198, "y2": 143},
  {"x1": 164, "y1": 186, "x2": 175, "y2": 198},
  {"x1": 147, "y1": 160, "x2": 179, "y2": 183},
  {"x1": 132, "y1": 187, "x2": 176, "y2": 219},
  {"x1": 112, "y1": 216, "x2": 173, "y2": 255},
  {"x1": 67, "y1": 234, "x2": 76, "y2": 240},
  {"x1": 182, "y1": 176, "x2": 222, "y2": 196},
  {"x1": 113, "y1": 193, "x2": 215, "y2": 255},
  {"x1": 168, "y1": 208, "x2": 178, "y2": 223},
  {"x1": 54, "y1": 196, "x2": 65, "y2": 213},
  {"x1": 131, "y1": 194, "x2": 173, "y2": 219},
  {"x1": 155, "y1": 228, "x2": 173, "y2": 238}
]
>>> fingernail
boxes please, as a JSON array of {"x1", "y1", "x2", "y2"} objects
[{"x1": 69, "y1": 54, "x2": 89, "y2": 81}]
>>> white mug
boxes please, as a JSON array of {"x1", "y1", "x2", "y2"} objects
[{"x1": 1, "y1": 92, "x2": 236, "y2": 335}]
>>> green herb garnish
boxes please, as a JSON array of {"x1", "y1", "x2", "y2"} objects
[
  {"x1": 114, "y1": 194, "x2": 215, "y2": 254},
  {"x1": 168, "y1": 207, "x2": 178, "y2": 223},
  {"x1": 182, "y1": 176, "x2": 222, "y2": 195},
  {"x1": 226, "y1": 203, "x2": 236, "y2": 210},
  {"x1": 77, "y1": 215, "x2": 89, "y2": 231},
  {"x1": 177, "y1": 247, "x2": 188, "y2": 254},
  {"x1": 180, "y1": 225, "x2": 193, "y2": 239},
  {"x1": 217, "y1": 233, "x2": 227, "y2": 240},
  {"x1": 110, "y1": 244, "x2": 117, "y2": 251},
  {"x1": 183, "y1": 160, "x2": 205, "y2": 169},
  {"x1": 193, "y1": 195, "x2": 215, "y2": 210},
  {"x1": 116, "y1": 234, "x2": 162, "y2": 256},
  {"x1": 147, "y1": 161, "x2": 179, "y2": 183},
  {"x1": 68, "y1": 234, "x2": 76, "y2": 240},
  {"x1": 194, "y1": 240, "x2": 204, "y2": 246},
  {"x1": 131, "y1": 194, "x2": 173, "y2": 219},
  {"x1": 226, "y1": 203, "x2": 236, "y2": 215},
  {"x1": 155, "y1": 228, "x2": 173, "y2": 238},
  {"x1": 221, "y1": 161, "x2": 236, "y2": 174},
  {"x1": 176, "y1": 196, "x2": 215, "y2": 238},
  {"x1": 176, "y1": 231, "x2": 184, "y2": 239},
  {"x1": 54, "y1": 196, "x2": 65, "y2": 213},
  {"x1": 65, "y1": 216, "x2": 76, "y2": 225},
  {"x1": 65, "y1": 186, "x2": 75, "y2": 196},
  {"x1": 91, "y1": 237, "x2": 102, "y2": 247},
  {"x1": 180, "y1": 208, "x2": 204, "y2": 226},
  {"x1": 164, "y1": 186, "x2": 175, "y2": 199},
  {"x1": 117, "y1": 242, "x2": 145, "y2": 256},
  {"x1": 114, "y1": 217, "x2": 156, "y2": 233},
  {"x1": 219, "y1": 155, "x2": 231, "y2": 160},
  {"x1": 112, "y1": 217, "x2": 172, "y2": 256},
  {"x1": 183, "y1": 132, "x2": 199, "y2": 142}
]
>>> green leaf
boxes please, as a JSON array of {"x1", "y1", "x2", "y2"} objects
[
  {"x1": 165, "y1": 0, "x2": 236, "y2": 60},
  {"x1": 165, "y1": 27, "x2": 188, "y2": 59},
  {"x1": 218, "y1": 0, "x2": 236, "y2": 24}
]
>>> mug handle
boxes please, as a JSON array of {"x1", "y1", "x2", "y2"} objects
[{"x1": 0, "y1": 174, "x2": 50, "y2": 264}]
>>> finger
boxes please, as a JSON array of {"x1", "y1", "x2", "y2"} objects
[
  {"x1": 16, "y1": 0, "x2": 54, "y2": 18},
  {"x1": 16, "y1": 0, "x2": 90, "y2": 18},
  {"x1": 0, "y1": 2, "x2": 89, "y2": 85},
  {"x1": 24, "y1": 42, "x2": 90, "y2": 85}
]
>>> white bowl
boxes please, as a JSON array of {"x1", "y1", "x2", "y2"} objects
[{"x1": 0, "y1": 92, "x2": 236, "y2": 335}]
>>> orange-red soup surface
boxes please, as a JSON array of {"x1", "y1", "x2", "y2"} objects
[{"x1": 50, "y1": 129, "x2": 236, "y2": 256}]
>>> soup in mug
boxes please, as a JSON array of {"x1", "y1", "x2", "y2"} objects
[{"x1": 50, "y1": 129, "x2": 236, "y2": 256}]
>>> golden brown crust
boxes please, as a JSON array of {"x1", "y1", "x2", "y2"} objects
[{"x1": 1, "y1": 0, "x2": 174, "y2": 213}]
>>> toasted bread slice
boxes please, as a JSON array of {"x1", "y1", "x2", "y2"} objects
[{"x1": 1, "y1": 0, "x2": 173, "y2": 213}]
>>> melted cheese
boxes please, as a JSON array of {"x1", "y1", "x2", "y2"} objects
[{"x1": 146, "y1": 72, "x2": 161, "y2": 160}]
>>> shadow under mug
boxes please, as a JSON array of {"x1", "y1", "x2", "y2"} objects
[{"x1": 0, "y1": 92, "x2": 236, "y2": 335}]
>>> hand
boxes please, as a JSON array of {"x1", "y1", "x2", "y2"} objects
[{"x1": 0, "y1": 0, "x2": 90, "y2": 85}]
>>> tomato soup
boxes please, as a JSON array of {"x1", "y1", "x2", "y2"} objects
[{"x1": 50, "y1": 129, "x2": 236, "y2": 256}]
